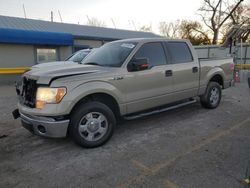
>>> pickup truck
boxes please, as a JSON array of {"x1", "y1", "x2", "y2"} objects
[{"x1": 13, "y1": 38, "x2": 234, "y2": 148}]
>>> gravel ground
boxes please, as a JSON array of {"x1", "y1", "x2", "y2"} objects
[{"x1": 0, "y1": 83, "x2": 250, "y2": 188}]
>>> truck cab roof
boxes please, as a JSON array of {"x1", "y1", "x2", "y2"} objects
[{"x1": 111, "y1": 37, "x2": 190, "y2": 44}]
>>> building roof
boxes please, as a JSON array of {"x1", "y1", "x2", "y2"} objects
[{"x1": 0, "y1": 15, "x2": 159, "y2": 40}]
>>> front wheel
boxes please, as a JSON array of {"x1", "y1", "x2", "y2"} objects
[
  {"x1": 200, "y1": 82, "x2": 222, "y2": 109},
  {"x1": 69, "y1": 101, "x2": 116, "y2": 148}
]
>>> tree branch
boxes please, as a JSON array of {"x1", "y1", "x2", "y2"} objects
[
  {"x1": 198, "y1": 13, "x2": 213, "y2": 30},
  {"x1": 192, "y1": 27, "x2": 210, "y2": 38},
  {"x1": 210, "y1": 0, "x2": 222, "y2": 29},
  {"x1": 218, "y1": 0, "x2": 245, "y2": 28}
]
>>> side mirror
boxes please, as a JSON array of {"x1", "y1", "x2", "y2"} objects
[{"x1": 128, "y1": 58, "x2": 149, "y2": 72}]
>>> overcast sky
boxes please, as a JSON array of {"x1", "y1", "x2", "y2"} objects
[{"x1": 0, "y1": 0, "x2": 213, "y2": 33}]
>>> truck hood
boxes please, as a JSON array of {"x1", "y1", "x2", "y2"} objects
[
  {"x1": 31, "y1": 61, "x2": 73, "y2": 69},
  {"x1": 24, "y1": 63, "x2": 108, "y2": 85}
]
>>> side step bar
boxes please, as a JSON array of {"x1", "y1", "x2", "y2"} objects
[{"x1": 124, "y1": 99, "x2": 197, "y2": 120}]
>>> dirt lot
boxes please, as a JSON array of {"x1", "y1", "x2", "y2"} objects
[{"x1": 0, "y1": 83, "x2": 250, "y2": 188}]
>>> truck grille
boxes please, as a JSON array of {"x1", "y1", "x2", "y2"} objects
[{"x1": 18, "y1": 77, "x2": 37, "y2": 108}]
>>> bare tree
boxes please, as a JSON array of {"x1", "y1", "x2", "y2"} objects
[
  {"x1": 158, "y1": 20, "x2": 210, "y2": 44},
  {"x1": 198, "y1": 0, "x2": 244, "y2": 44},
  {"x1": 86, "y1": 17, "x2": 106, "y2": 27},
  {"x1": 179, "y1": 20, "x2": 211, "y2": 45},
  {"x1": 158, "y1": 21, "x2": 180, "y2": 38},
  {"x1": 139, "y1": 25, "x2": 152, "y2": 32},
  {"x1": 226, "y1": 4, "x2": 250, "y2": 42},
  {"x1": 229, "y1": 4, "x2": 249, "y2": 24}
]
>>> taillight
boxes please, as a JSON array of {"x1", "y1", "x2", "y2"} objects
[{"x1": 230, "y1": 63, "x2": 234, "y2": 70}]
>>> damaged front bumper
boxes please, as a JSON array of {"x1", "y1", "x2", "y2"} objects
[{"x1": 12, "y1": 109, "x2": 69, "y2": 138}]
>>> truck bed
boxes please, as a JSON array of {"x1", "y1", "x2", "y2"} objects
[{"x1": 199, "y1": 57, "x2": 234, "y2": 92}]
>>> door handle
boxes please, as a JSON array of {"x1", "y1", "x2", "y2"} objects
[
  {"x1": 165, "y1": 70, "x2": 173, "y2": 77},
  {"x1": 192, "y1": 67, "x2": 198, "y2": 73}
]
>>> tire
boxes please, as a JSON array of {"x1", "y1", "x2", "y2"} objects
[
  {"x1": 69, "y1": 101, "x2": 116, "y2": 148},
  {"x1": 200, "y1": 82, "x2": 222, "y2": 109}
]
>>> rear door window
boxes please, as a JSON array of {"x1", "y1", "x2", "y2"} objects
[
  {"x1": 133, "y1": 42, "x2": 167, "y2": 67},
  {"x1": 165, "y1": 42, "x2": 193, "y2": 64}
]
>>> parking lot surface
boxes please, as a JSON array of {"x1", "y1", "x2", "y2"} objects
[{"x1": 0, "y1": 83, "x2": 250, "y2": 188}]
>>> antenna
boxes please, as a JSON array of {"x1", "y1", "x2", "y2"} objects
[
  {"x1": 86, "y1": 15, "x2": 91, "y2": 23},
  {"x1": 128, "y1": 20, "x2": 133, "y2": 30},
  {"x1": 58, "y1": 10, "x2": 62, "y2": 22},
  {"x1": 132, "y1": 20, "x2": 137, "y2": 31},
  {"x1": 22, "y1": 4, "x2": 27, "y2": 19},
  {"x1": 51, "y1": 11, "x2": 53, "y2": 22},
  {"x1": 111, "y1": 18, "x2": 116, "y2": 29}
]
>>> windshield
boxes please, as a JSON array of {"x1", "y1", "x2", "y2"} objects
[
  {"x1": 66, "y1": 50, "x2": 91, "y2": 62},
  {"x1": 82, "y1": 42, "x2": 137, "y2": 67}
]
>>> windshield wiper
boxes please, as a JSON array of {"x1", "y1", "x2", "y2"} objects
[{"x1": 84, "y1": 62, "x2": 101, "y2": 66}]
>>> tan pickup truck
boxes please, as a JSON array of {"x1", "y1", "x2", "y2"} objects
[{"x1": 13, "y1": 38, "x2": 234, "y2": 148}]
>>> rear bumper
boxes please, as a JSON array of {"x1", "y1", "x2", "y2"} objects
[
  {"x1": 224, "y1": 79, "x2": 235, "y2": 89},
  {"x1": 19, "y1": 112, "x2": 69, "y2": 138}
]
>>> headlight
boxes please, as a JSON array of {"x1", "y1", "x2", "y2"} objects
[{"x1": 36, "y1": 87, "x2": 66, "y2": 109}]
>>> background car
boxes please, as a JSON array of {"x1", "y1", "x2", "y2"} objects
[{"x1": 65, "y1": 49, "x2": 92, "y2": 63}]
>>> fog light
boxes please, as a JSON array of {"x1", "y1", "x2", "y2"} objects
[{"x1": 37, "y1": 125, "x2": 46, "y2": 133}]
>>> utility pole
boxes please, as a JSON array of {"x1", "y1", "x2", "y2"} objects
[
  {"x1": 58, "y1": 10, "x2": 62, "y2": 23},
  {"x1": 132, "y1": 20, "x2": 137, "y2": 31},
  {"x1": 51, "y1": 11, "x2": 53, "y2": 22},
  {"x1": 22, "y1": 4, "x2": 27, "y2": 19},
  {"x1": 86, "y1": 15, "x2": 91, "y2": 23},
  {"x1": 111, "y1": 18, "x2": 116, "y2": 29},
  {"x1": 216, "y1": 0, "x2": 222, "y2": 43}
]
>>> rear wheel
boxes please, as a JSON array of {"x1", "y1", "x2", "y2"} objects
[
  {"x1": 69, "y1": 101, "x2": 116, "y2": 148},
  {"x1": 200, "y1": 82, "x2": 222, "y2": 109}
]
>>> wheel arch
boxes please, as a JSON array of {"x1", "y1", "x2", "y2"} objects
[
  {"x1": 206, "y1": 67, "x2": 226, "y2": 88},
  {"x1": 70, "y1": 92, "x2": 121, "y2": 120},
  {"x1": 209, "y1": 74, "x2": 224, "y2": 88}
]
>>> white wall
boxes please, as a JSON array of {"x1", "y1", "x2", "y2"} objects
[
  {"x1": 0, "y1": 44, "x2": 35, "y2": 67},
  {"x1": 74, "y1": 39, "x2": 103, "y2": 48},
  {"x1": 59, "y1": 46, "x2": 72, "y2": 60}
]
